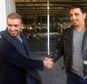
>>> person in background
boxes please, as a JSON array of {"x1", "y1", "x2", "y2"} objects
[
  {"x1": 0, "y1": 13, "x2": 54, "y2": 84},
  {"x1": 45, "y1": 4, "x2": 87, "y2": 84}
]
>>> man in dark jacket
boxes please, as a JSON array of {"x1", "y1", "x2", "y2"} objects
[
  {"x1": 0, "y1": 13, "x2": 54, "y2": 84},
  {"x1": 45, "y1": 4, "x2": 87, "y2": 84}
]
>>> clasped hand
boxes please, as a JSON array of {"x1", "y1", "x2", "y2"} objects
[{"x1": 44, "y1": 58, "x2": 54, "y2": 69}]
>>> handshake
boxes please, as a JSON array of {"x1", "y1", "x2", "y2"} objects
[{"x1": 43, "y1": 58, "x2": 54, "y2": 69}]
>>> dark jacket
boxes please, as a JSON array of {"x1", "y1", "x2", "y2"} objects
[
  {"x1": 51, "y1": 24, "x2": 87, "y2": 77},
  {"x1": 0, "y1": 29, "x2": 44, "y2": 84}
]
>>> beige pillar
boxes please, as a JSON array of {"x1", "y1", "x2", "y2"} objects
[{"x1": 13, "y1": 0, "x2": 16, "y2": 12}]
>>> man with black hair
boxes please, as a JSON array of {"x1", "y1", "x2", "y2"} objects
[{"x1": 45, "y1": 4, "x2": 87, "y2": 84}]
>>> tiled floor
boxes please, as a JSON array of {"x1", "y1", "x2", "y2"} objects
[{"x1": 29, "y1": 52, "x2": 67, "y2": 84}]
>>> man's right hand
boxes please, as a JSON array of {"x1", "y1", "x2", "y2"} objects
[{"x1": 43, "y1": 58, "x2": 54, "y2": 69}]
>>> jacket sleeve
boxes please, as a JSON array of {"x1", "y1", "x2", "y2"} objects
[
  {"x1": 50, "y1": 31, "x2": 64, "y2": 63},
  {"x1": 0, "y1": 37, "x2": 44, "y2": 71}
]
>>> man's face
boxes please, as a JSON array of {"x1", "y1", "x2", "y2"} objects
[
  {"x1": 7, "y1": 18, "x2": 23, "y2": 38},
  {"x1": 70, "y1": 8, "x2": 86, "y2": 27}
]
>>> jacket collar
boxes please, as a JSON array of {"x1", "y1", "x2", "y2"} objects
[
  {"x1": 70, "y1": 23, "x2": 87, "y2": 50},
  {"x1": 0, "y1": 28, "x2": 30, "y2": 59}
]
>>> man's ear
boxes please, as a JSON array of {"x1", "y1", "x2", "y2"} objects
[
  {"x1": 84, "y1": 13, "x2": 86, "y2": 18},
  {"x1": 21, "y1": 24, "x2": 23, "y2": 27},
  {"x1": 21, "y1": 24, "x2": 23, "y2": 29}
]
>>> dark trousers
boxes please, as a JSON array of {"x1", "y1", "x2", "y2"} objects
[{"x1": 67, "y1": 72, "x2": 87, "y2": 84}]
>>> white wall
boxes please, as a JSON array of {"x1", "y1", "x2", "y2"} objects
[
  {"x1": 0, "y1": 0, "x2": 14, "y2": 31},
  {"x1": 0, "y1": 0, "x2": 7, "y2": 31}
]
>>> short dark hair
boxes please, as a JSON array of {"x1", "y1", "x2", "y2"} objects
[
  {"x1": 7, "y1": 12, "x2": 22, "y2": 23},
  {"x1": 69, "y1": 4, "x2": 85, "y2": 14}
]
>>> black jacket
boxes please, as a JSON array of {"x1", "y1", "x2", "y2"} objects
[
  {"x1": 0, "y1": 29, "x2": 43, "y2": 84},
  {"x1": 51, "y1": 24, "x2": 87, "y2": 77}
]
